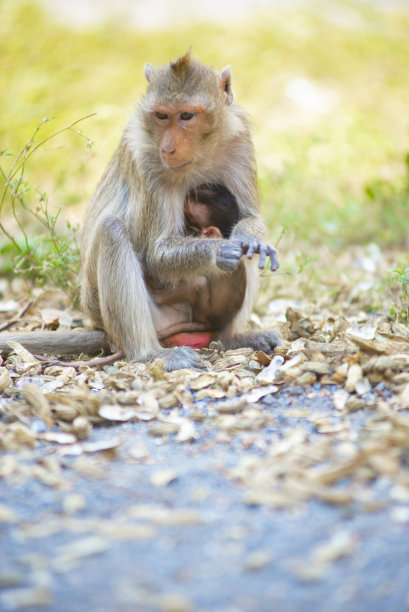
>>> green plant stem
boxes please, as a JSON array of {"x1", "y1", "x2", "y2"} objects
[{"x1": 9, "y1": 114, "x2": 96, "y2": 180}]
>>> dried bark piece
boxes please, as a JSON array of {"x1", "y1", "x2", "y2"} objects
[
  {"x1": 54, "y1": 535, "x2": 110, "y2": 566},
  {"x1": 217, "y1": 397, "x2": 247, "y2": 414},
  {"x1": 3, "y1": 423, "x2": 37, "y2": 449},
  {"x1": 0, "y1": 587, "x2": 53, "y2": 609},
  {"x1": 158, "y1": 392, "x2": 179, "y2": 409},
  {"x1": 98, "y1": 405, "x2": 137, "y2": 422},
  {"x1": 244, "y1": 550, "x2": 272, "y2": 570},
  {"x1": 150, "y1": 469, "x2": 178, "y2": 487},
  {"x1": 157, "y1": 593, "x2": 194, "y2": 612},
  {"x1": 254, "y1": 350, "x2": 272, "y2": 366},
  {"x1": 256, "y1": 355, "x2": 285, "y2": 383},
  {"x1": 333, "y1": 389, "x2": 349, "y2": 411},
  {"x1": 296, "y1": 372, "x2": 317, "y2": 386},
  {"x1": 62, "y1": 494, "x2": 86, "y2": 514},
  {"x1": 148, "y1": 422, "x2": 180, "y2": 437},
  {"x1": 212, "y1": 353, "x2": 249, "y2": 371},
  {"x1": 189, "y1": 373, "x2": 217, "y2": 390},
  {"x1": 44, "y1": 365, "x2": 77, "y2": 381},
  {"x1": 345, "y1": 363, "x2": 363, "y2": 392},
  {"x1": 22, "y1": 382, "x2": 51, "y2": 422},
  {"x1": 244, "y1": 385, "x2": 278, "y2": 403},
  {"x1": 50, "y1": 402, "x2": 79, "y2": 422},
  {"x1": 346, "y1": 334, "x2": 391, "y2": 354},
  {"x1": 0, "y1": 504, "x2": 18, "y2": 523},
  {"x1": 363, "y1": 354, "x2": 409, "y2": 374},
  {"x1": 82, "y1": 438, "x2": 121, "y2": 454},
  {"x1": 129, "y1": 505, "x2": 201, "y2": 526},
  {"x1": 0, "y1": 367, "x2": 12, "y2": 392},
  {"x1": 40, "y1": 432, "x2": 77, "y2": 444},
  {"x1": 398, "y1": 384, "x2": 409, "y2": 410},
  {"x1": 176, "y1": 421, "x2": 197, "y2": 442},
  {"x1": 6, "y1": 340, "x2": 39, "y2": 362},
  {"x1": 300, "y1": 361, "x2": 331, "y2": 375},
  {"x1": 196, "y1": 388, "x2": 226, "y2": 401},
  {"x1": 71, "y1": 416, "x2": 92, "y2": 440}
]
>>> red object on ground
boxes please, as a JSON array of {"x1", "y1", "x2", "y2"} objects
[{"x1": 164, "y1": 332, "x2": 214, "y2": 349}]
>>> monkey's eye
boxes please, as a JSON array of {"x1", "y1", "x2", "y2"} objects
[
  {"x1": 180, "y1": 112, "x2": 194, "y2": 121},
  {"x1": 155, "y1": 112, "x2": 169, "y2": 121}
]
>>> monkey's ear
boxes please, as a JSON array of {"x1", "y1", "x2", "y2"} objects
[
  {"x1": 220, "y1": 66, "x2": 233, "y2": 104},
  {"x1": 144, "y1": 63, "x2": 155, "y2": 82}
]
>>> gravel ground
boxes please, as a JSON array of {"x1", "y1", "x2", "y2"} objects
[{"x1": 1, "y1": 384, "x2": 408, "y2": 612}]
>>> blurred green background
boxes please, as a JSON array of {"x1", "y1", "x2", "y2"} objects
[{"x1": 1, "y1": 0, "x2": 409, "y2": 257}]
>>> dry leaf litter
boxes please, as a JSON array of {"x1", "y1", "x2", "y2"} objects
[{"x1": 0, "y1": 245, "x2": 408, "y2": 606}]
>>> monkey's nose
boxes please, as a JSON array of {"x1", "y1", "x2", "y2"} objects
[{"x1": 161, "y1": 146, "x2": 176, "y2": 156}]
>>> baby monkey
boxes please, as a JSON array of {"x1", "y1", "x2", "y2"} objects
[
  {"x1": 184, "y1": 184, "x2": 239, "y2": 240},
  {"x1": 150, "y1": 184, "x2": 246, "y2": 348}
]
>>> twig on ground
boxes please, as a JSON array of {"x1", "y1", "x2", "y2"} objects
[{"x1": 0, "y1": 300, "x2": 34, "y2": 332}]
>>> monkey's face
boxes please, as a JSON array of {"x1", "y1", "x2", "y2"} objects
[
  {"x1": 185, "y1": 199, "x2": 211, "y2": 235},
  {"x1": 150, "y1": 106, "x2": 208, "y2": 172}
]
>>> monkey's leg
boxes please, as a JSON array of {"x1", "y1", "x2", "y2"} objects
[
  {"x1": 217, "y1": 260, "x2": 282, "y2": 353},
  {"x1": 97, "y1": 217, "x2": 204, "y2": 370},
  {"x1": 204, "y1": 267, "x2": 246, "y2": 329}
]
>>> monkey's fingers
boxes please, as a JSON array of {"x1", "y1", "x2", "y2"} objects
[
  {"x1": 258, "y1": 247, "x2": 267, "y2": 270},
  {"x1": 268, "y1": 247, "x2": 279, "y2": 271},
  {"x1": 239, "y1": 239, "x2": 249, "y2": 255},
  {"x1": 245, "y1": 237, "x2": 259, "y2": 260}
]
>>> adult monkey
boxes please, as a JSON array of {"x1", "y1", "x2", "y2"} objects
[{"x1": 80, "y1": 51, "x2": 280, "y2": 370}]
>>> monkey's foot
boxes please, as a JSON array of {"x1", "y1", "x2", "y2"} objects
[
  {"x1": 222, "y1": 330, "x2": 282, "y2": 354},
  {"x1": 156, "y1": 346, "x2": 206, "y2": 371}
]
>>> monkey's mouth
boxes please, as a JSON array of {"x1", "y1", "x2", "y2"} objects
[{"x1": 167, "y1": 159, "x2": 194, "y2": 171}]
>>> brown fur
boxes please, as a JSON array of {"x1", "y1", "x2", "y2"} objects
[{"x1": 79, "y1": 53, "x2": 280, "y2": 369}]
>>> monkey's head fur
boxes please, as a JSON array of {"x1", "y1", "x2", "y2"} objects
[
  {"x1": 136, "y1": 52, "x2": 236, "y2": 178},
  {"x1": 143, "y1": 51, "x2": 233, "y2": 111}
]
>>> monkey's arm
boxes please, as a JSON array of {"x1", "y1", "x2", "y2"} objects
[
  {"x1": 223, "y1": 149, "x2": 279, "y2": 271},
  {"x1": 233, "y1": 211, "x2": 267, "y2": 238},
  {"x1": 148, "y1": 236, "x2": 234, "y2": 282}
]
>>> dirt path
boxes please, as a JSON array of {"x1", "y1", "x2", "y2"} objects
[{"x1": 1, "y1": 382, "x2": 409, "y2": 612}]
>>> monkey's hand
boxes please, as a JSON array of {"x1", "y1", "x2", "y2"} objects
[
  {"x1": 216, "y1": 240, "x2": 244, "y2": 272},
  {"x1": 237, "y1": 236, "x2": 279, "y2": 271}
]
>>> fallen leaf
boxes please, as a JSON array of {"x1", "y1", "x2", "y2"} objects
[
  {"x1": 150, "y1": 470, "x2": 178, "y2": 487},
  {"x1": 256, "y1": 355, "x2": 285, "y2": 383},
  {"x1": 98, "y1": 404, "x2": 138, "y2": 422},
  {"x1": 243, "y1": 385, "x2": 278, "y2": 402},
  {"x1": 41, "y1": 308, "x2": 73, "y2": 328},
  {"x1": 40, "y1": 432, "x2": 76, "y2": 444},
  {"x1": 0, "y1": 504, "x2": 18, "y2": 523},
  {"x1": 0, "y1": 587, "x2": 53, "y2": 609}
]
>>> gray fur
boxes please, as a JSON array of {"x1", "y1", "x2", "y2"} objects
[{"x1": 81, "y1": 54, "x2": 279, "y2": 367}]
